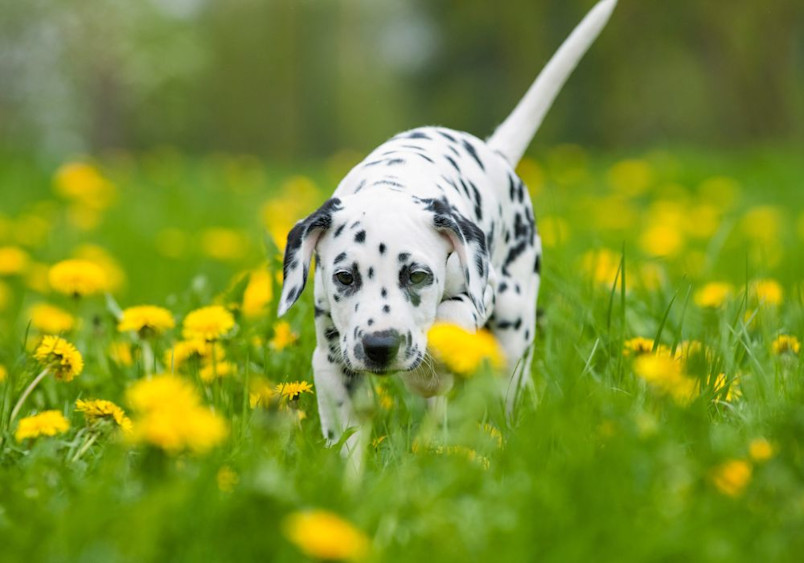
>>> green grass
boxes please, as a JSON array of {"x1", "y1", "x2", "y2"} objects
[{"x1": 0, "y1": 146, "x2": 803, "y2": 562}]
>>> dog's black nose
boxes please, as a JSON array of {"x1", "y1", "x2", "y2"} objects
[{"x1": 362, "y1": 330, "x2": 401, "y2": 366}]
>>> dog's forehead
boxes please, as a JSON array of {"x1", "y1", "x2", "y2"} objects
[{"x1": 321, "y1": 192, "x2": 443, "y2": 259}]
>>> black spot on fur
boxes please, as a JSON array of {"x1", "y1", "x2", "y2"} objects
[
  {"x1": 368, "y1": 267, "x2": 374, "y2": 279},
  {"x1": 381, "y1": 288, "x2": 387, "y2": 298},
  {"x1": 438, "y1": 130, "x2": 457, "y2": 143},
  {"x1": 462, "y1": 139, "x2": 485, "y2": 171},
  {"x1": 398, "y1": 253, "x2": 410, "y2": 262},
  {"x1": 445, "y1": 155, "x2": 460, "y2": 172},
  {"x1": 368, "y1": 318, "x2": 374, "y2": 326},
  {"x1": 406, "y1": 131, "x2": 431, "y2": 140},
  {"x1": 355, "y1": 230, "x2": 366, "y2": 243},
  {"x1": 383, "y1": 305, "x2": 390, "y2": 313},
  {"x1": 379, "y1": 243, "x2": 386, "y2": 254},
  {"x1": 334, "y1": 224, "x2": 345, "y2": 238},
  {"x1": 334, "y1": 252, "x2": 347, "y2": 264},
  {"x1": 534, "y1": 255, "x2": 542, "y2": 274}
]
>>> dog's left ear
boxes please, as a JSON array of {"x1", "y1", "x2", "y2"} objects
[
  {"x1": 429, "y1": 200, "x2": 490, "y2": 319},
  {"x1": 278, "y1": 197, "x2": 342, "y2": 316}
]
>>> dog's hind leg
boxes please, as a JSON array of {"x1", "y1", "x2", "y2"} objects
[{"x1": 489, "y1": 239, "x2": 541, "y2": 419}]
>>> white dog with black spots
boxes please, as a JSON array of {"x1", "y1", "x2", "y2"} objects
[{"x1": 278, "y1": 0, "x2": 617, "y2": 452}]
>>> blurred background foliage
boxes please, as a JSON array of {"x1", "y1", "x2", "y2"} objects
[{"x1": 1, "y1": 0, "x2": 802, "y2": 163}]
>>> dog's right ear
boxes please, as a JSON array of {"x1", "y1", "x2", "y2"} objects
[{"x1": 278, "y1": 197, "x2": 342, "y2": 316}]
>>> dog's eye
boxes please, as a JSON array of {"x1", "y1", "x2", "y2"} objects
[
  {"x1": 408, "y1": 270, "x2": 429, "y2": 285},
  {"x1": 335, "y1": 271, "x2": 354, "y2": 285}
]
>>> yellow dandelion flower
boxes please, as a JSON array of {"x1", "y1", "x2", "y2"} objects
[
  {"x1": 694, "y1": 282, "x2": 734, "y2": 308},
  {"x1": 242, "y1": 268, "x2": 274, "y2": 318},
  {"x1": 165, "y1": 339, "x2": 224, "y2": 371},
  {"x1": 750, "y1": 279, "x2": 783, "y2": 307},
  {"x1": 72, "y1": 245, "x2": 126, "y2": 293},
  {"x1": 199, "y1": 361, "x2": 237, "y2": 383},
  {"x1": 711, "y1": 459, "x2": 752, "y2": 497},
  {"x1": 270, "y1": 321, "x2": 298, "y2": 351},
  {"x1": 771, "y1": 335, "x2": 800, "y2": 356},
  {"x1": 711, "y1": 373, "x2": 741, "y2": 402},
  {"x1": 28, "y1": 303, "x2": 76, "y2": 333},
  {"x1": 607, "y1": 159, "x2": 654, "y2": 196},
  {"x1": 748, "y1": 438, "x2": 775, "y2": 463},
  {"x1": 0, "y1": 246, "x2": 30, "y2": 276},
  {"x1": 53, "y1": 162, "x2": 117, "y2": 210},
  {"x1": 698, "y1": 176, "x2": 740, "y2": 209},
  {"x1": 579, "y1": 248, "x2": 625, "y2": 289},
  {"x1": 217, "y1": 466, "x2": 239, "y2": 492},
  {"x1": 0, "y1": 364, "x2": 7, "y2": 383},
  {"x1": 740, "y1": 205, "x2": 782, "y2": 244},
  {"x1": 126, "y1": 374, "x2": 228, "y2": 454},
  {"x1": 481, "y1": 423, "x2": 504, "y2": 448},
  {"x1": 48, "y1": 259, "x2": 107, "y2": 297},
  {"x1": 200, "y1": 228, "x2": 249, "y2": 262},
  {"x1": 684, "y1": 204, "x2": 722, "y2": 239},
  {"x1": 118, "y1": 305, "x2": 175, "y2": 337},
  {"x1": 109, "y1": 341, "x2": 135, "y2": 366},
  {"x1": 34, "y1": 335, "x2": 83, "y2": 382},
  {"x1": 633, "y1": 354, "x2": 698, "y2": 406},
  {"x1": 674, "y1": 340, "x2": 708, "y2": 361},
  {"x1": 276, "y1": 381, "x2": 314, "y2": 400},
  {"x1": 639, "y1": 224, "x2": 684, "y2": 258},
  {"x1": 75, "y1": 399, "x2": 132, "y2": 432},
  {"x1": 249, "y1": 377, "x2": 276, "y2": 408},
  {"x1": 283, "y1": 509, "x2": 369, "y2": 561},
  {"x1": 183, "y1": 305, "x2": 235, "y2": 341},
  {"x1": 427, "y1": 323, "x2": 504, "y2": 376},
  {"x1": 623, "y1": 337, "x2": 657, "y2": 357},
  {"x1": 15, "y1": 410, "x2": 70, "y2": 442},
  {"x1": 538, "y1": 216, "x2": 570, "y2": 248},
  {"x1": 374, "y1": 385, "x2": 393, "y2": 411}
]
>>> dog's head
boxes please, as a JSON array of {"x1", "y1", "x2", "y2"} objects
[{"x1": 278, "y1": 191, "x2": 489, "y2": 375}]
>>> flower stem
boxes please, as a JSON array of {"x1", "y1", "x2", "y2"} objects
[
  {"x1": 8, "y1": 367, "x2": 49, "y2": 424},
  {"x1": 71, "y1": 432, "x2": 99, "y2": 463}
]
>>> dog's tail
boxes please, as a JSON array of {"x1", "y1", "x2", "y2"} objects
[{"x1": 487, "y1": 0, "x2": 617, "y2": 166}]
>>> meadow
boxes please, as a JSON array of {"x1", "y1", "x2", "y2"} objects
[{"x1": 0, "y1": 145, "x2": 802, "y2": 562}]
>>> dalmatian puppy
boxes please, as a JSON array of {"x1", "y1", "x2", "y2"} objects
[{"x1": 279, "y1": 0, "x2": 617, "y2": 448}]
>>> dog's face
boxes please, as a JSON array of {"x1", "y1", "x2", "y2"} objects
[{"x1": 278, "y1": 191, "x2": 489, "y2": 375}]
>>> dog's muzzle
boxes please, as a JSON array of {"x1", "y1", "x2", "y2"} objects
[{"x1": 361, "y1": 330, "x2": 402, "y2": 369}]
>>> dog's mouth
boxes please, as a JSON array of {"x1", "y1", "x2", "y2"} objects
[{"x1": 351, "y1": 350, "x2": 424, "y2": 376}]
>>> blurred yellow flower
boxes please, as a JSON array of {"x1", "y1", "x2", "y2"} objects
[
  {"x1": 750, "y1": 279, "x2": 783, "y2": 306},
  {"x1": 579, "y1": 248, "x2": 624, "y2": 289},
  {"x1": 15, "y1": 410, "x2": 70, "y2": 442},
  {"x1": 217, "y1": 466, "x2": 239, "y2": 492},
  {"x1": 183, "y1": 305, "x2": 235, "y2": 341},
  {"x1": 516, "y1": 157, "x2": 545, "y2": 197},
  {"x1": 711, "y1": 373, "x2": 741, "y2": 402},
  {"x1": 0, "y1": 364, "x2": 7, "y2": 382},
  {"x1": 0, "y1": 246, "x2": 30, "y2": 276},
  {"x1": 34, "y1": 335, "x2": 83, "y2": 382},
  {"x1": 634, "y1": 262, "x2": 665, "y2": 292},
  {"x1": 126, "y1": 374, "x2": 228, "y2": 454},
  {"x1": 48, "y1": 259, "x2": 107, "y2": 297},
  {"x1": 685, "y1": 204, "x2": 721, "y2": 238},
  {"x1": 748, "y1": 438, "x2": 775, "y2": 463},
  {"x1": 270, "y1": 321, "x2": 298, "y2": 351},
  {"x1": 623, "y1": 337, "x2": 659, "y2": 357},
  {"x1": 13, "y1": 213, "x2": 52, "y2": 248},
  {"x1": 249, "y1": 377, "x2": 275, "y2": 408},
  {"x1": 53, "y1": 162, "x2": 117, "y2": 210},
  {"x1": 694, "y1": 282, "x2": 734, "y2": 308},
  {"x1": 740, "y1": 205, "x2": 783, "y2": 244},
  {"x1": 374, "y1": 384, "x2": 393, "y2": 411},
  {"x1": 200, "y1": 227, "x2": 249, "y2": 262},
  {"x1": 283, "y1": 509, "x2": 369, "y2": 561},
  {"x1": 538, "y1": 216, "x2": 570, "y2": 248},
  {"x1": 28, "y1": 303, "x2": 76, "y2": 333},
  {"x1": 109, "y1": 341, "x2": 135, "y2": 366},
  {"x1": 165, "y1": 339, "x2": 224, "y2": 371},
  {"x1": 607, "y1": 159, "x2": 654, "y2": 196},
  {"x1": 639, "y1": 224, "x2": 684, "y2": 257},
  {"x1": 118, "y1": 305, "x2": 175, "y2": 336},
  {"x1": 276, "y1": 381, "x2": 313, "y2": 400},
  {"x1": 427, "y1": 323, "x2": 504, "y2": 376},
  {"x1": 242, "y1": 269, "x2": 274, "y2": 318},
  {"x1": 587, "y1": 196, "x2": 638, "y2": 231},
  {"x1": 771, "y1": 335, "x2": 800, "y2": 356},
  {"x1": 75, "y1": 399, "x2": 132, "y2": 432},
  {"x1": 633, "y1": 354, "x2": 698, "y2": 406},
  {"x1": 199, "y1": 361, "x2": 237, "y2": 383},
  {"x1": 72, "y1": 245, "x2": 126, "y2": 293},
  {"x1": 711, "y1": 459, "x2": 752, "y2": 497},
  {"x1": 698, "y1": 176, "x2": 740, "y2": 209}
]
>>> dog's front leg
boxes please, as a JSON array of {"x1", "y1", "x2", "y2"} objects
[{"x1": 311, "y1": 347, "x2": 364, "y2": 451}]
